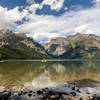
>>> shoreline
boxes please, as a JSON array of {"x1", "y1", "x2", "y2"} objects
[
  {"x1": 0, "y1": 83, "x2": 100, "y2": 100},
  {"x1": 2, "y1": 59, "x2": 100, "y2": 62}
]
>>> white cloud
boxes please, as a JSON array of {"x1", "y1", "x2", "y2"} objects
[
  {"x1": 75, "y1": 25, "x2": 94, "y2": 34},
  {"x1": 26, "y1": 3, "x2": 41, "y2": 14},
  {"x1": 93, "y1": 0, "x2": 100, "y2": 5},
  {"x1": 0, "y1": 0, "x2": 100, "y2": 43},
  {"x1": 41, "y1": 0, "x2": 65, "y2": 11},
  {"x1": 96, "y1": 0, "x2": 100, "y2": 2},
  {"x1": 0, "y1": 6, "x2": 28, "y2": 30},
  {"x1": 26, "y1": 0, "x2": 65, "y2": 11},
  {"x1": 18, "y1": 4, "x2": 100, "y2": 41}
]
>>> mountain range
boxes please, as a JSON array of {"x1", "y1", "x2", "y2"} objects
[
  {"x1": 0, "y1": 29, "x2": 51, "y2": 59},
  {"x1": 1, "y1": 29, "x2": 100, "y2": 59},
  {"x1": 45, "y1": 33, "x2": 100, "y2": 59}
]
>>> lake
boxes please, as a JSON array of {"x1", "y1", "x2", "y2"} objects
[{"x1": 0, "y1": 60, "x2": 100, "y2": 88}]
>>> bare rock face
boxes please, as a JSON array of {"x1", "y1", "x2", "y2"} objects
[
  {"x1": 44, "y1": 37, "x2": 70, "y2": 56},
  {"x1": 0, "y1": 29, "x2": 12, "y2": 34},
  {"x1": 44, "y1": 33, "x2": 100, "y2": 58},
  {"x1": 0, "y1": 29, "x2": 44, "y2": 52},
  {"x1": 0, "y1": 29, "x2": 50, "y2": 59},
  {"x1": 0, "y1": 29, "x2": 12, "y2": 38}
]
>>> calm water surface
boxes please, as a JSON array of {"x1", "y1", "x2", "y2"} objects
[{"x1": 0, "y1": 61, "x2": 100, "y2": 88}]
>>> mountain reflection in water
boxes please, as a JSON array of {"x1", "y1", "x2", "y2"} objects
[{"x1": 0, "y1": 61, "x2": 100, "y2": 88}]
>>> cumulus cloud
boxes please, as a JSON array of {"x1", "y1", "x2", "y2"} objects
[
  {"x1": 0, "y1": 6, "x2": 28, "y2": 30},
  {"x1": 75, "y1": 25, "x2": 94, "y2": 34},
  {"x1": 18, "y1": 3, "x2": 100, "y2": 41},
  {"x1": 0, "y1": 0, "x2": 100, "y2": 43},
  {"x1": 41, "y1": 0, "x2": 65, "y2": 11},
  {"x1": 26, "y1": 0, "x2": 65, "y2": 11}
]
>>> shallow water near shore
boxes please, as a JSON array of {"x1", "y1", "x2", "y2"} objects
[{"x1": 0, "y1": 60, "x2": 100, "y2": 88}]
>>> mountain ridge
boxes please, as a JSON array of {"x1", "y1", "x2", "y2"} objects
[
  {"x1": 1, "y1": 29, "x2": 100, "y2": 59},
  {"x1": 44, "y1": 33, "x2": 100, "y2": 59},
  {"x1": 0, "y1": 29, "x2": 51, "y2": 59}
]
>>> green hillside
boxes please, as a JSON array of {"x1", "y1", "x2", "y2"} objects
[{"x1": 0, "y1": 29, "x2": 51, "y2": 59}]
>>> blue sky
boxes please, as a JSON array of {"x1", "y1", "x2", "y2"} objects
[
  {"x1": 0, "y1": 0, "x2": 94, "y2": 15},
  {"x1": 0, "y1": 0, "x2": 100, "y2": 43}
]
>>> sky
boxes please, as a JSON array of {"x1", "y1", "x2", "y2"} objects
[{"x1": 0, "y1": 0, "x2": 100, "y2": 44}]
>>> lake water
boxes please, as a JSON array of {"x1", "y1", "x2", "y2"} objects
[{"x1": 0, "y1": 60, "x2": 100, "y2": 88}]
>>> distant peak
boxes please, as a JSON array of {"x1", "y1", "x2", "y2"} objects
[
  {"x1": 0, "y1": 29, "x2": 12, "y2": 34},
  {"x1": 74, "y1": 32, "x2": 96, "y2": 36},
  {"x1": 76, "y1": 32, "x2": 81, "y2": 35},
  {"x1": 74, "y1": 32, "x2": 87, "y2": 36}
]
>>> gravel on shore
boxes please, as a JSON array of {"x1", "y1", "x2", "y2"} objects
[{"x1": 0, "y1": 83, "x2": 100, "y2": 100}]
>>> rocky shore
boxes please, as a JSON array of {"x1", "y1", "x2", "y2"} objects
[{"x1": 0, "y1": 83, "x2": 100, "y2": 100}]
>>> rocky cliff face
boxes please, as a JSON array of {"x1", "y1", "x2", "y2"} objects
[
  {"x1": 0, "y1": 29, "x2": 51, "y2": 59},
  {"x1": 1, "y1": 29, "x2": 100, "y2": 59},
  {"x1": 44, "y1": 33, "x2": 100, "y2": 59},
  {"x1": 44, "y1": 37, "x2": 70, "y2": 56}
]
